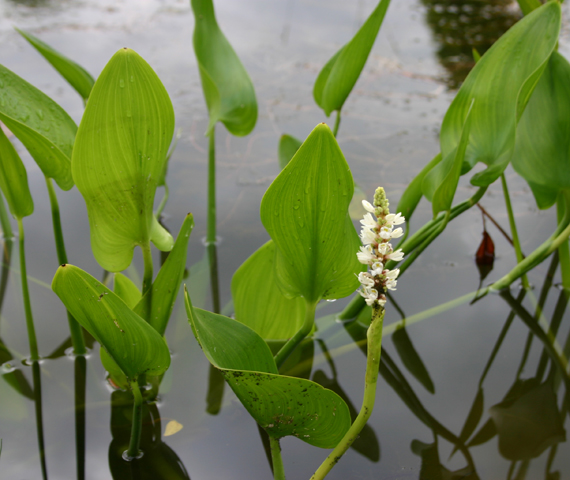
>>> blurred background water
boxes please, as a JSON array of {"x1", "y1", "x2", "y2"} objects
[{"x1": 0, "y1": 0, "x2": 569, "y2": 478}]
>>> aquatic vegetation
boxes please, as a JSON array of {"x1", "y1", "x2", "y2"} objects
[{"x1": 0, "y1": 0, "x2": 569, "y2": 478}]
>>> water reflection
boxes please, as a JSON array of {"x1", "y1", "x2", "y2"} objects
[{"x1": 421, "y1": 0, "x2": 521, "y2": 88}]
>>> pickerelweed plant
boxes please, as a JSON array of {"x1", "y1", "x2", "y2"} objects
[{"x1": 0, "y1": 0, "x2": 570, "y2": 477}]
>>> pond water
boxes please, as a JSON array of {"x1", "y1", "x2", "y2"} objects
[{"x1": 0, "y1": 0, "x2": 569, "y2": 479}]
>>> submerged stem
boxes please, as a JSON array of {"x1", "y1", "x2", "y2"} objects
[
  {"x1": 274, "y1": 300, "x2": 317, "y2": 369},
  {"x1": 269, "y1": 436, "x2": 286, "y2": 480},
  {"x1": 126, "y1": 381, "x2": 144, "y2": 460},
  {"x1": 311, "y1": 306, "x2": 385, "y2": 480},
  {"x1": 207, "y1": 127, "x2": 217, "y2": 245},
  {"x1": 17, "y1": 218, "x2": 39, "y2": 361}
]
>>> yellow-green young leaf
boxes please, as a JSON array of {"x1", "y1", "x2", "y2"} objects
[
  {"x1": 232, "y1": 240, "x2": 305, "y2": 340},
  {"x1": 313, "y1": 0, "x2": 391, "y2": 116},
  {"x1": 191, "y1": 0, "x2": 257, "y2": 136},
  {"x1": 0, "y1": 127, "x2": 33, "y2": 220},
  {"x1": 0, "y1": 64, "x2": 76, "y2": 190},
  {"x1": 134, "y1": 213, "x2": 194, "y2": 335},
  {"x1": 260, "y1": 123, "x2": 363, "y2": 303},
  {"x1": 52, "y1": 264, "x2": 171, "y2": 381},
  {"x1": 439, "y1": 1, "x2": 560, "y2": 187},
  {"x1": 71, "y1": 48, "x2": 175, "y2": 272},
  {"x1": 185, "y1": 290, "x2": 351, "y2": 448},
  {"x1": 15, "y1": 28, "x2": 94, "y2": 101},
  {"x1": 424, "y1": 101, "x2": 474, "y2": 217},
  {"x1": 113, "y1": 273, "x2": 141, "y2": 309},
  {"x1": 513, "y1": 52, "x2": 570, "y2": 209}
]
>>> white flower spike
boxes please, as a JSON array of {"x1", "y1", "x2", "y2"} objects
[{"x1": 356, "y1": 187, "x2": 405, "y2": 307}]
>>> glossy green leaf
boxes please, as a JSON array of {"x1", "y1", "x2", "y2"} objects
[
  {"x1": 113, "y1": 273, "x2": 141, "y2": 309},
  {"x1": 0, "y1": 63, "x2": 76, "y2": 190},
  {"x1": 71, "y1": 48, "x2": 175, "y2": 272},
  {"x1": 424, "y1": 102, "x2": 474, "y2": 217},
  {"x1": 0, "y1": 127, "x2": 33, "y2": 219},
  {"x1": 513, "y1": 52, "x2": 570, "y2": 209},
  {"x1": 278, "y1": 134, "x2": 302, "y2": 170},
  {"x1": 392, "y1": 326, "x2": 435, "y2": 394},
  {"x1": 490, "y1": 380, "x2": 566, "y2": 460},
  {"x1": 191, "y1": 0, "x2": 257, "y2": 136},
  {"x1": 185, "y1": 289, "x2": 351, "y2": 447},
  {"x1": 232, "y1": 240, "x2": 305, "y2": 340},
  {"x1": 134, "y1": 213, "x2": 194, "y2": 335},
  {"x1": 15, "y1": 28, "x2": 94, "y2": 101},
  {"x1": 439, "y1": 1, "x2": 560, "y2": 187},
  {"x1": 260, "y1": 123, "x2": 363, "y2": 303},
  {"x1": 52, "y1": 264, "x2": 171, "y2": 381},
  {"x1": 313, "y1": 0, "x2": 391, "y2": 116},
  {"x1": 527, "y1": 181, "x2": 558, "y2": 210}
]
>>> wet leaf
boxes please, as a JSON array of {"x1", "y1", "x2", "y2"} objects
[
  {"x1": 513, "y1": 52, "x2": 570, "y2": 209},
  {"x1": 232, "y1": 240, "x2": 305, "y2": 340},
  {"x1": 52, "y1": 264, "x2": 171, "y2": 381},
  {"x1": 113, "y1": 273, "x2": 141, "y2": 309},
  {"x1": 164, "y1": 420, "x2": 183, "y2": 437},
  {"x1": 0, "y1": 126, "x2": 33, "y2": 219},
  {"x1": 260, "y1": 123, "x2": 363, "y2": 303},
  {"x1": 278, "y1": 134, "x2": 302, "y2": 170},
  {"x1": 134, "y1": 213, "x2": 194, "y2": 335},
  {"x1": 0, "y1": 63, "x2": 77, "y2": 190},
  {"x1": 185, "y1": 289, "x2": 351, "y2": 448},
  {"x1": 392, "y1": 326, "x2": 435, "y2": 394},
  {"x1": 71, "y1": 48, "x2": 175, "y2": 272},
  {"x1": 16, "y1": 28, "x2": 94, "y2": 101},
  {"x1": 191, "y1": 0, "x2": 257, "y2": 136},
  {"x1": 313, "y1": 0, "x2": 391, "y2": 116},
  {"x1": 439, "y1": 2, "x2": 560, "y2": 187},
  {"x1": 490, "y1": 380, "x2": 566, "y2": 460}
]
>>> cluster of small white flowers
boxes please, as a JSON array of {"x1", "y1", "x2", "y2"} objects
[{"x1": 356, "y1": 187, "x2": 405, "y2": 307}]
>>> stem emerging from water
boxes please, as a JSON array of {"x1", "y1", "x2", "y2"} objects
[
  {"x1": 126, "y1": 381, "x2": 144, "y2": 459},
  {"x1": 17, "y1": 218, "x2": 39, "y2": 361},
  {"x1": 269, "y1": 436, "x2": 286, "y2": 480},
  {"x1": 207, "y1": 127, "x2": 217, "y2": 245},
  {"x1": 311, "y1": 306, "x2": 385, "y2": 480},
  {"x1": 274, "y1": 300, "x2": 317, "y2": 369}
]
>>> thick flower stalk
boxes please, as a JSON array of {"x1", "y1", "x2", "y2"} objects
[{"x1": 356, "y1": 187, "x2": 405, "y2": 307}]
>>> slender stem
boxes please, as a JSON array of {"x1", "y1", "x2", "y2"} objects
[
  {"x1": 0, "y1": 194, "x2": 12, "y2": 239},
  {"x1": 501, "y1": 174, "x2": 529, "y2": 289},
  {"x1": 311, "y1": 306, "x2": 384, "y2": 480},
  {"x1": 556, "y1": 194, "x2": 570, "y2": 290},
  {"x1": 75, "y1": 355, "x2": 87, "y2": 480},
  {"x1": 208, "y1": 243, "x2": 221, "y2": 314},
  {"x1": 207, "y1": 127, "x2": 217, "y2": 245},
  {"x1": 141, "y1": 242, "x2": 153, "y2": 295},
  {"x1": 17, "y1": 218, "x2": 39, "y2": 361},
  {"x1": 45, "y1": 177, "x2": 86, "y2": 354},
  {"x1": 274, "y1": 300, "x2": 317, "y2": 369},
  {"x1": 32, "y1": 360, "x2": 48, "y2": 480},
  {"x1": 126, "y1": 381, "x2": 144, "y2": 459},
  {"x1": 269, "y1": 436, "x2": 286, "y2": 480},
  {"x1": 476, "y1": 203, "x2": 514, "y2": 246},
  {"x1": 332, "y1": 111, "x2": 341, "y2": 137}
]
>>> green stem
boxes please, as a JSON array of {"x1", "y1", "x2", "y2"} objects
[
  {"x1": 501, "y1": 174, "x2": 529, "y2": 289},
  {"x1": 556, "y1": 193, "x2": 570, "y2": 290},
  {"x1": 207, "y1": 127, "x2": 217, "y2": 245},
  {"x1": 126, "y1": 381, "x2": 144, "y2": 459},
  {"x1": 156, "y1": 183, "x2": 170, "y2": 218},
  {"x1": 332, "y1": 111, "x2": 341, "y2": 137},
  {"x1": 45, "y1": 177, "x2": 86, "y2": 354},
  {"x1": 311, "y1": 306, "x2": 384, "y2": 480},
  {"x1": 274, "y1": 300, "x2": 317, "y2": 369},
  {"x1": 17, "y1": 218, "x2": 39, "y2": 361},
  {"x1": 0, "y1": 194, "x2": 12, "y2": 239},
  {"x1": 141, "y1": 242, "x2": 153, "y2": 296},
  {"x1": 269, "y1": 436, "x2": 286, "y2": 480},
  {"x1": 207, "y1": 243, "x2": 221, "y2": 314},
  {"x1": 32, "y1": 360, "x2": 48, "y2": 480}
]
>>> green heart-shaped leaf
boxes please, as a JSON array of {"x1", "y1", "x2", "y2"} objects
[
  {"x1": 313, "y1": 0, "x2": 391, "y2": 116},
  {"x1": 191, "y1": 0, "x2": 257, "y2": 136},
  {"x1": 439, "y1": 1, "x2": 560, "y2": 187},
  {"x1": 71, "y1": 48, "x2": 175, "y2": 272},
  {"x1": 16, "y1": 28, "x2": 94, "y2": 101},
  {"x1": 52, "y1": 264, "x2": 171, "y2": 381},
  {"x1": 260, "y1": 123, "x2": 363, "y2": 303},
  {"x1": 513, "y1": 52, "x2": 570, "y2": 209},
  {"x1": 0, "y1": 64, "x2": 77, "y2": 190},
  {"x1": 185, "y1": 290, "x2": 351, "y2": 447},
  {"x1": 0, "y1": 126, "x2": 33, "y2": 220},
  {"x1": 232, "y1": 240, "x2": 305, "y2": 340}
]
